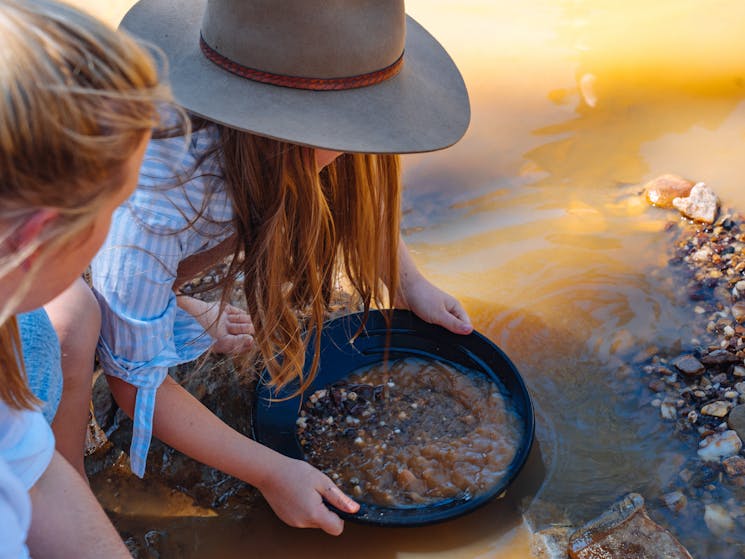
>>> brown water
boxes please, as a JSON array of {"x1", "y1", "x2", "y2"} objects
[{"x1": 71, "y1": 0, "x2": 745, "y2": 557}]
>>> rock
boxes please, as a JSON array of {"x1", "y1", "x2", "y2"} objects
[
  {"x1": 660, "y1": 402, "x2": 677, "y2": 420},
  {"x1": 727, "y1": 404, "x2": 745, "y2": 440},
  {"x1": 735, "y1": 382, "x2": 745, "y2": 395},
  {"x1": 704, "y1": 504, "x2": 735, "y2": 535},
  {"x1": 662, "y1": 491, "x2": 687, "y2": 514},
  {"x1": 672, "y1": 355, "x2": 704, "y2": 376},
  {"x1": 672, "y1": 182, "x2": 719, "y2": 224},
  {"x1": 644, "y1": 174, "x2": 694, "y2": 209},
  {"x1": 567, "y1": 493, "x2": 693, "y2": 559},
  {"x1": 733, "y1": 301, "x2": 745, "y2": 323},
  {"x1": 700, "y1": 400, "x2": 732, "y2": 418},
  {"x1": 700, "y1": 349, "x2": 738, "y2": 365},
  {"x1": 697, "y1": 430, "x2": 742, "y2": 462},
  {"x1": 722, "y1": 455, "x2": 745, "y2": 477},
  {"x1": 530, "y1": 526, "x2": 574, "y2": 559}
]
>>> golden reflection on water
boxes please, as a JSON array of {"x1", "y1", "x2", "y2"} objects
[{"x1": 68, "y1": 0, "x2": 745, "y2": 557}]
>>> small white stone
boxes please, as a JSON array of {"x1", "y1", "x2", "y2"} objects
[
  {"x1": 705, "y1": 504, "x2": 735, "y2": 535},
  {"x1": 672, "y1": 182, "x2": 719, "y2": 224},
  {"x1": 698, "y1": 430, "x2": 743, "y2": 462},
  {"x1": 724, "y1": 325, "x2": 735, "y2": 338},
  {"x1": 660, "y1": 402, "x2": 677, "y2": 420}
]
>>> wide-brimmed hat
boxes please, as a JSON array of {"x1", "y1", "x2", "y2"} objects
[{"x1": 121, "y1": 0, "x2": 470, "y2": 154}]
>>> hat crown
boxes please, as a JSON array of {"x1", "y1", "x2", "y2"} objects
[{"x1": 201, "y1": 0, "x2": 406, "y2": 79}]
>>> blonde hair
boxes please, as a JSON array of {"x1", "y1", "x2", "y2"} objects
[
  {"x1": 0, "y1": 0, "x2": 176, "y2": 408},
  {"x1": 188, "y1": 122, "x2": 401, "y2": 395}
]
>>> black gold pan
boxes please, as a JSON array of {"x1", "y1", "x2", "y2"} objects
[{"x1": 252, "y1": 309, "x2": 535, "y2": 527}]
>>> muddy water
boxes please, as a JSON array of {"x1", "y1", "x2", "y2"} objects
[{"x1": 70, "y1": 0, "x2": 745, "y2": 557}]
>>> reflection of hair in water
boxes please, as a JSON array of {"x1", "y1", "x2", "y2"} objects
[
  {"x1": 0, "y1": 0, "x2": 174, "y2": 409},
  {"x1": 171, "y1": 117, "x2": 403, "y2": 398}
]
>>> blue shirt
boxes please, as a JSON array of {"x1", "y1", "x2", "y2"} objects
[{"x1": 90, "y1": 125, "x2": 234, "y2": 477}]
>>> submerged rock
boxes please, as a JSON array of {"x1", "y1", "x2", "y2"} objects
[
  {"x1": 697, "y1": 430, "x2": 742, "y2": 462},
  {"x1": 567, "y1": 493, "x2": 692, "y2": 559},
  {"x1": 671, "y1": 354, "x2": 704, "y2": 377},
  {"x1": 704, "y1": 504, "x2": 735, "y2": 536},
  {"x1": 644, "y1": 174, "x2": 694, "y2": 209},
  {"x1": 531, "y1": 525, "x2": 574, "y2": 559},
  {"x1": 662, "y1": 491, "x2": 687, "y2": 514},
  {"x1": 672, "y1": 182, "x2": 720, "y2": 224}
]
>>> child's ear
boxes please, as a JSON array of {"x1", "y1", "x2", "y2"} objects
[{"x1": 11, "y1": 208, "x2": 60, "y2": 252}]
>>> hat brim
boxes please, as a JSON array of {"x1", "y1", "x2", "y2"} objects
[{"x1": 121, "y1": 0, "x2": 470, "y2": 154}]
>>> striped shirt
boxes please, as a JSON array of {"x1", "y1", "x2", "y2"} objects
[{"x1": 90, "y1": 125, "x2": 234, "y2": 477}]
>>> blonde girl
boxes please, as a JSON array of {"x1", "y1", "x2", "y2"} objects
[
  {"x1": 85, "y1": 0, "x2": 472, "y2": 536},
  {"x1": 0, "y1": 0, "x2": 174, "y2": 555}
]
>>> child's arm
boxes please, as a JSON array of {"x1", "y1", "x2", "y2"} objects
[
  {"x1": 176, "y1": 295, "x2": 254, "y2": 354},
  {"x1": 28, "y1": 451, "x2": 131, "y2": 558},
  {"x1": 395, "y1": 237, "x2": 473, "y2": 335},
  {"x1": 107, "y1": 375, "x2": 359, "y2": 535}
]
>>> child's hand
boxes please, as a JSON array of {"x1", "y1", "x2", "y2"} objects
[
  {"x1": 257, "y1": 457, "x2": 360, "y2": 535},
  {"x1": 178, "y1": 296, "x2": 254, "y2": 354},
  {"x1": 396, "y1": 274, "x2": 473, "y2": 335}
]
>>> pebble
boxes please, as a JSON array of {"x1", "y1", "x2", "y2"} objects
[
  {"x1": 704, "y1": 504, "x2": 735, "y2": 535},
  {"x1": 697, "y1": 430, "x2": 743, "y2": 462},
  {"x1": 733, "y1": 301, "x2": 745, "y2": 323},
  {"x1": 644, "y1": 174, "x2": 694, "y2": 209},
  {"x1": 672, "y1": 182, "x2": 719, "y2": 224},
  {"x1": 700, "y1": 349, "x2": 738, "y2": 365},
  {"x1": 727, "y1": 404, "x2": 745, "y2": 440},
  {"x1": 660, "y1": 402, "x2": 677, "y2": 420},
  {"x1": 700, "y1": 401, "x2": 731, "y2": 418},
  {"x1": 671, "y1": 355, "x2": 704, "y2": 376},
  {"x1": 722, "y1": 456, "x2": 745, "y2": 477},
  {"x1": 662, "y1": 491, "x2": 687, "y2": 513}
]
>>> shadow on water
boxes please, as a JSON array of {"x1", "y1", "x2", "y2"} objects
[{"x1": 104, "y1": 438, "x2": 545, "y2": 559}]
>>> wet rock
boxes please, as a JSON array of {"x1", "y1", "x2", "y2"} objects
[
  {"x1": 660, "y1": 402, "x2": 677, "y2": 420},
  {"x1": 700, "y1": 400, "x2": 732, "y2": 418},
  {"x1": 697, "y1": 430, "x2": 743, "y2": 462},
  {"x1": 662, "y1": 491, "x2": 687, "y2": 514},
  {"x1": 644, "y1": 174, "x2": 694, "y2": 209},
  {"x1": 567, "y1": 493, "x2": 692, "y2": 559},
  {"x1": 672, "y1": 355, "x2": 704, "y2": 376},
  {"x1": 727, "y1": 404, "x2": 745, "y2": 440},
  {"x1": 700, "y1": 349, "x2": 738, "y2": 365},
  {"x1": 672, "y1": 182, "x2": 719, "y2": 224},
  {"x1": 530, "y1": 525, "x2": 574, "y2": 559},
  {"x1": 722, "y1": 455, "x2": 745, "y2": 477},
  {"x1": 732, "y1": 301, "x2": 745, "y2": 323},
  {"x1": 704, "y1": 504, "x2": 735, "y2": 535}
]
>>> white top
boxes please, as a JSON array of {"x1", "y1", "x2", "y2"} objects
[{"x1": 0, "y1": 400, "x2": 56, "y2": 559}]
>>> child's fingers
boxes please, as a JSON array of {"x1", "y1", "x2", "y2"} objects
[
  {"x1": 322, "y1": 483, "x2": 360, "y2": 514},
  {"x1": 437, "y1": 301, "x2": 473, "y2": 335},
  {"x1": 447, "y1": 300, "x2": 473, "y2": 334},
  {"x1": 226, "y1": 320, "x2": 254, "y2": 336},
  {"x1": 315, "y1": 507, "x2": 345, "y2": 536},
  {"x1": 225, "y1": 305, "x2": 253, "y2": 323}
]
